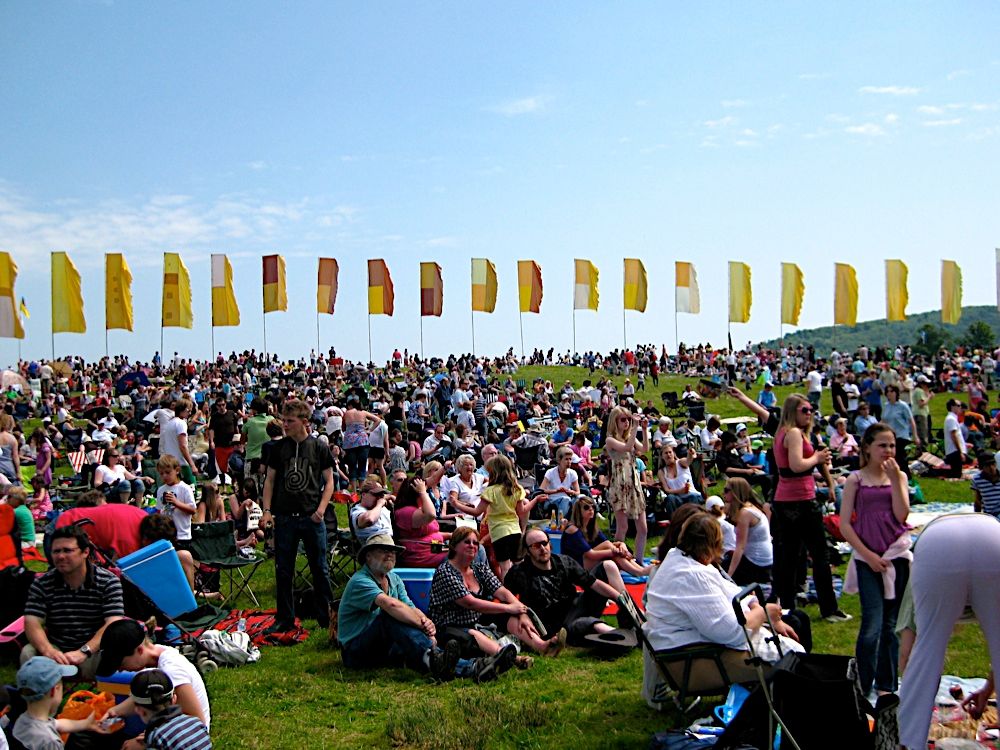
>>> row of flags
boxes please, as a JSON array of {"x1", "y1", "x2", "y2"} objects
[{"x1": 0, "y1": 251, "x2": 971, "y2": 339}]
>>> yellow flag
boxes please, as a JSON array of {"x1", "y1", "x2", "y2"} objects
[
  {"x1": 262, "y1": 255, "x2": 287, "y2": 313},
  {"x1": 517, "y1": 260, "x2": 543, "y2": 313},
  {"x1": 728, "y1": 261, "x2": 752, "y2": 323},
  {"x1": 941, "y1": 260, "x2": 962, "y2": 325},
  {"x1": 51, "y1": 252, "x2": 86, "y2": 334},
  {"x1": 211, "y1": 254, "x2": 240, "y2": 326},
  {"x1": 834, "y1": 263, "x2": 858, "y2": 326},
  {"x1": 105, "y1": 253, "x2": 134, "y2": 331},
  {"x1": 675, "y1": 261, "x2": 700, "y2": 314},
  {"x1": 573, "y1": 260, "x2": 599, "y2": 310},
  {"x1": 162, "y1": 253, "x2": 193, "y2": 329},
  {"x1": 885, "y1": 259, "x2": 908, "y2": 321},
  {"x1": 0, "y1": 253, "x2": 25, "y2": 339},
  {"x1": 780, "y1": 263, "x2": 804, "y2": 326},
  {"x1": 623, "y1": 258, "x2": 647, "y2": 312},
  {"x1": 471, "y1": 259, "x2": 498, "y2": 312}
]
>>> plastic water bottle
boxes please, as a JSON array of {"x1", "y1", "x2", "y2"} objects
[{"x1": 236, "y1": 618, "x2": 247, "y2": 633}]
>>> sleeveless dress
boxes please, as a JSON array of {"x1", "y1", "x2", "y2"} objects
[{"x1": 605, "y1": 443, "x2": 644, "y2": 518}]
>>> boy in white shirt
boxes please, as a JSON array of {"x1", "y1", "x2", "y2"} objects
[{"x1": 155, "y1": 454, "x2": 197, "y2": 548}]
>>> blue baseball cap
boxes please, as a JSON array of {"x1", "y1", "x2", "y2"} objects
[{"x1": 17, "y1": 656, "x2": 77, "y2": 701}]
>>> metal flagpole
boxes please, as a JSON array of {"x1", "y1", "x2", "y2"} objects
[
  {"x1": 470, "y1": 308, "x2": 476, "y2": 357},
  {"x1": 50, "y1": 251, "x2": 55, "y2": 360},
  {"x1": 674, "y1": 287, "x2": 679, "y2": 356},
  {"x1": 316, "y1": 311, "x2": 320, "y2": 355},
  {"x1": 367, "y1": 314, "x2": 373, "y2": 363},
  {"x1": 211, "y1": 326, "x2": 215, "y2": 362},
  {"x1": 262, "y1": 310, "x2": 268, "y2": 362},
  {"x1": 622, "y1": 306, "x2": 627, "y2": 350},
  {"x1": 420, "y1": 316, "x2": 424, "y2": 360},
  {"x1": 572, "y1": 310, "x2": 577, "y2": 355},
  {"x1": 518, "y1": 311, "x2": 524, "y2": 359}
]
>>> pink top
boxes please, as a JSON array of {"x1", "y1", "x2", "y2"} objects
[
  {"x1": 773, "y1": 427, "x2": 816, "y2": 501},
  {"x1": 394, "y1": 504, "x2": 447, "y2": 568}
]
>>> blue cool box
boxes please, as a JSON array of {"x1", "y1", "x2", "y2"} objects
[
  {"x1": 395, "y1": 568, "x2": 435, "y2": 614},
  {"x1": 118, "y1": 540, "x2": 197, "y2": 618}
]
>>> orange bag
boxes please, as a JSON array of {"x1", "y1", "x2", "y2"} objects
[{"x1": 56, "y1": 690, "x2": 122, "y2": 738}]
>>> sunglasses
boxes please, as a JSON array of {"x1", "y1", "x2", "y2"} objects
[
  {"x1": 528, "y1": 538, "x2": 551, "y2": 549},
  {"x1": 799, "y1": 406, "x2": 814, "y2": 415}
]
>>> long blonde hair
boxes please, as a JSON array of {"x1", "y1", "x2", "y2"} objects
[
  {"x1": 607, "y1": 405, "x2": 633, "y2": 442},
  {"x1": 723, "y1": 477, "x2": 763, "y2": 523},
  {"x1": 779, "y1": 394, "x2": 810, "y2": 432},
  {"x1": 485, "y1": 455, "x2": 520, "y2": 497}
]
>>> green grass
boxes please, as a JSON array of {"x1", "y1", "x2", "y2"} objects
[{"x1": 0, "y1": 369, "x2": 986, "y2": 749}]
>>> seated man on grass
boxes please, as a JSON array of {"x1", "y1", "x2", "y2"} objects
[
  {"x1": 22, "y1": 526, "x2": 124, "y2": 680},
  {"x1": 504, "y1": 527, "x2": 629, "y2": 651},
  {"x1": 337, "y1": 534, "x2": 516, "y2": 683}
]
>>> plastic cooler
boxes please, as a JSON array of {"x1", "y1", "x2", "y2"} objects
[
  {"x1": 117, "y1": 540, "x2": 197, "y2": 618},
  {"x1": 544, "y1": 530, "x2": 562, "y2": 555},
  {"x1": 394, "y1": 568, "x2": 435, "y2": 614}
]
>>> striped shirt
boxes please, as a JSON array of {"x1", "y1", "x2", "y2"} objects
[
  {"x1": 972, "y1": 472, "x2": 1000, "y2": 519},
  {"x1": 23, "y1": 564, "x2": 124, "y2": 652},
  {"x1": 145, "y1": 708, "x2": 213, "y2": 750}
]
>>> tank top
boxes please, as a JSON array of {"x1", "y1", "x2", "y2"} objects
[
  {"x1": 850, "y1": 480, "x2": 909, "y2": 556},
  {"x1": 742, "y1": 506, "x2": 773, "y2": 566},
  {"x1": 773, "y1": 427, "x2": 816, "y2": 501}
]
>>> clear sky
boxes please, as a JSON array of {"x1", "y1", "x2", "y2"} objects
[{"x1": 1, "y1": 2, "x2": 998, "y2": 364}]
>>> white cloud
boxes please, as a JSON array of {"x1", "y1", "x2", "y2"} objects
[
  {"x1": 740, "y1": 129, "x2": 758, "y2": 137},
  {"x1": 947, "y1": 69, "x2": 971, "y2": 81},
  {"x1": 485, "y1": 96, "x2": 548, "y2": 116},
  {"x1": 884, "y1": 113, "x2": 900, "y2": 124},
  {"x1": 845, "y1": 123, "x2": 885, "y2": 136},
  {"x1": 923, "y1": 118, "x2": 962, "y2": 127},
  {"x1": 704, "y1": 116, "x2": 736, "y2": 128},
  {"x1": 970, "y1": 102, "x2": 999, "y2": 111},
  {"x1": 859, "y1": 85, "x2": 921, "y2": 96},
  {"x1": 247, "y1": 161, "x2": 267, "y2": 171},
  {"x1": 721, "y1": 99, "x2": 747, "y2": 108},
  {"x1": 424, "y1": 236, "x2": 460, "y2": 248},
  {"x1": 917, "y1": 105, "x2": 945, "y2": 115},
  {"x1": 734, "y1": 140, "x2": 758, "y2": 148}
]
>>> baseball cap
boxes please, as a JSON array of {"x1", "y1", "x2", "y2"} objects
[
  {"x1": 98, "y1": 619, "x2": 146, "y2": 676},
  {"x1": 751, "y1": 439, "x2": 763, "y2": 450},
  {"x1": 706, "y1": 497, "x2": 725, "y2": 510},
  {"x1": 130, "y1": 668, "x2": 174, "y2": 707},
  {"x1": 735, "y1": 423, "x2": 747, "y2": 433},
  {"x1": 17, "y1": 656, "x2": 77, "y2": 701}
]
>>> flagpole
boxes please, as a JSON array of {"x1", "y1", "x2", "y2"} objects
[
  {"x1": 367, "y1": 313, "x2": 373, "y2": 363},
  {"x1": 572, "y1": 309, "x2": 577, "y2": 355},
  {"x1": 50, "y1": 251, "x2": 55, "y2": 360},
  {"x1": 262, "y1": 310, "x2": 268, "y2": 362},
  {"x1": 518, "y1": 312, "x2": 525, "y2": 359},
  {"x1": 419, "y1": 315, "x2": 424, "y2": 360},
  {"x1": 470, "y1": 309, "x2": 476, "y2": 357},
  {"x1": 211, "y1": 325, "x2": 215, "y2": 362},
  {"x1": 316, "y1": 311, "x2": 320, "y2": 355},
  {"x1": 674, "y1": 283, "x2": 679, "y2": 356},
  {"x1": 622, "y1": 307, "x2": 627, "y2": 350}
]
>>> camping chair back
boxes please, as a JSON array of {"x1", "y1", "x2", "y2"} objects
[{"x1": 190, "y1": 521, "x2": 240, "y2": 563}]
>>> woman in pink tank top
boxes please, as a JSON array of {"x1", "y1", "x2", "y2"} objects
[{"x1": 771, "y1": 393, "x2": 852, "y2": 623}]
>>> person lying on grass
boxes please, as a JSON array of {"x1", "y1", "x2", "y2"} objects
[{"x1": 337, "y1": 534, "x2": 516, "y2": 683}]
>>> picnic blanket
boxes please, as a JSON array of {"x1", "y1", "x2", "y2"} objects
[{"x1": 213, "y1": 608, "x2": 310, "y2": 647}]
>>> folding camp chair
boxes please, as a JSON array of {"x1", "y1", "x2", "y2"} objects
[
  {"x1": 660, "y1": 392, "x2": 686, "y2": 419},
  {"x1": 190, "y1": 521, "x2": 264, "y2": 608},
  {"x1": 618, "y1": 591, "x2": 733, "y2": 714},
  {"x1": 291, "y1": 504, "x2": 356, "y2": 594}
]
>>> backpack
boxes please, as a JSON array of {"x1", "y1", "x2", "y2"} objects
[{"x1": 197, "y1": 629, "x2": 261, "y2": 667}]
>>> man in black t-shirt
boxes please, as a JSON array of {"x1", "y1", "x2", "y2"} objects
[
  {"x1": 207, "y1": 396, "x2": 240, "y2": 477},
  {"x1": 504, "y1": 527, "x2": 620, "y2": 647},
  {"x1": 262, "y1": 399, "x2": 335, "y2": 631}
]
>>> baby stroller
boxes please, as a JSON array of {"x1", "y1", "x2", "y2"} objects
[{"x1": 714, "y1": 585, "x2": 898, "y2": 750}]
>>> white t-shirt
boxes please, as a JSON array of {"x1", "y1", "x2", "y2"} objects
[
  {"x1": 367, "y1": 421, "x2": 388, "y2": 449},
  {"x1": 844, "y1": 383, "x2": 860, "y2": 412},
  {"x1": 156, "y1": 481, "x2": 197, "y2": 540},
  {"x1": 350, "y1": 503, "x2": 392, "y2": 541},
  {"x1": 943, "y1": 412, "x2": 964, "y2": 456},
  {"x1": 542, "y1": 466, "x2": 578, "y2": 502},
  {"x1": 159, "y1": 417, "x2": 189, "y2": 467},
  {"x1": 95, "y1": 464, "x2": 128, "y2": 485},
  {"x1": 448, "y1": 473, "x2": 486, "y2": 507},
  {"x1": 158, "y1": 645, "x2": 212, "y2": 728},
  {"x1": 806, "y1": 370, "x2": 822, "y2": 394}
]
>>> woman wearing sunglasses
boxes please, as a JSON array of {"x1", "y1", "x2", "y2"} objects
[{"x1": 772, "y1": 394, "x2": 851, "y2": 624}]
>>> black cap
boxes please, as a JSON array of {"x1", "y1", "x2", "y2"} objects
[
  {"x1": 98, "y1": 619, "x2": 146, "y2": 676},
  {"x1": 130, "y1": 668, "x2": 174, "y2": 706}
]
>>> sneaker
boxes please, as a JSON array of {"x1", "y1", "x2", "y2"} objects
[
  {"x1": 429, "y1": 640, "x2": 460, "y2": 681},
  {"x1": 823, "y1": 610, "x2": 853, "y2": 623},
  {"x1": 473, "y1": 644, "x2": 518, "y2": 683}
]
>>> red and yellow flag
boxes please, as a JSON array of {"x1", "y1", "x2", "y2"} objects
[
  {"x1": 368, "y1": 259, "x2": 394, "y2": 315},
  {"x1": 517, "y1": 260, "x2": 543, "y2": 313},
  {"x1": 623, "y1": 258, "x2": 648, "y2": 312},
  {"x1": 262, "y1": 254, "x2": 287, "y2": 313},
  {"x1": 420, "y1": 262, "x2": 443, "y2": 317},
  {"x1": 317, "y1": 258, "x2": 339, "y2": 314}
]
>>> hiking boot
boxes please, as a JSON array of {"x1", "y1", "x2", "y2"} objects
[
  {"x1": 473, "y1": 644, "x2": 518, "y2": 683},
  {"x1": 823, "y1": 610, "x2": 853, "y2": 623},
  {"x1": 429, "y1": 640, "x2": 460, "y2": 681}
]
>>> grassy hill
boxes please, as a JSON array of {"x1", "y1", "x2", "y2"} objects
[{"x1": 759, "y1": 304, "x2": 999, "y2": 352}]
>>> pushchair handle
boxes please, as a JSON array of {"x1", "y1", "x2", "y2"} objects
[{"x1": 732, "y1": 584, "x2": 766, "y2": 627}]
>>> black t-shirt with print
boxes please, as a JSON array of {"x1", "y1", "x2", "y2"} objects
[{"x1": 267, "y1": 435, "x2": 334, "y2": 515}]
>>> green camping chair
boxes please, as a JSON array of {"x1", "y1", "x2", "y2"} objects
[{"x1": 190, "y1": 521, "x2": 265, "y2": 608}]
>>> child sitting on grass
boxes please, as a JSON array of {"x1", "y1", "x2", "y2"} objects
[
  {"x1": 13, "y1": 656, "x2": 107, "y2": 749},
  {"x1": 127, "y1": 668, "x2": 212, "y2": 750}
]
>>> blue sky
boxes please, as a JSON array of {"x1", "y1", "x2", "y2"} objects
[{"x1": 1, "y1": 2, "x2": 998, "y2": 364}]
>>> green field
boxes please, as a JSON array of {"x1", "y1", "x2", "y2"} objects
[{"x1": 1, "y1": 368, "x2": 985, "y2": 749}]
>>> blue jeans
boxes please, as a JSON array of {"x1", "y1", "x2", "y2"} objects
[
  {"x1": 104, "y1": 478, "x2": 145, "y2": 500},
  {"x1": 274, "y1": 514, "x2": 333, "y2": 627},
  {"x1": 855, "y1": 557, "x2": 909, "y2": 694},
  {"x1": 341, "y1": 613, "x2": 474, "y2": 676},
  {"x1": 344, "y1": 446, "x2": 369, "y2": 482}
]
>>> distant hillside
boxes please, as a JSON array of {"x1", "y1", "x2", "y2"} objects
[{"x1": 759, "y1": 305, "x2": 999, "y2": 352}]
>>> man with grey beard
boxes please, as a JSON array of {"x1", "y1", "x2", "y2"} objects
[{"x1": 337, "y1": 534, "x2": 516, "y2": 682}]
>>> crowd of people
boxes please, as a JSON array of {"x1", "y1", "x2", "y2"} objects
[{"x1": 1, "y1": 337, "x2": 998, "y2": 750}]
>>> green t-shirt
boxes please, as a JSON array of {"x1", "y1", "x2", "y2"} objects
[
  {"x1": 337, "y1": 566, "x2": 413, "y2": 645},
  {"x1": 13, "y1": 504, "x2": 35, "y2": 547},
  {"x1": 241, "y1": 414, "x2": 274, "y2": 460}
]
